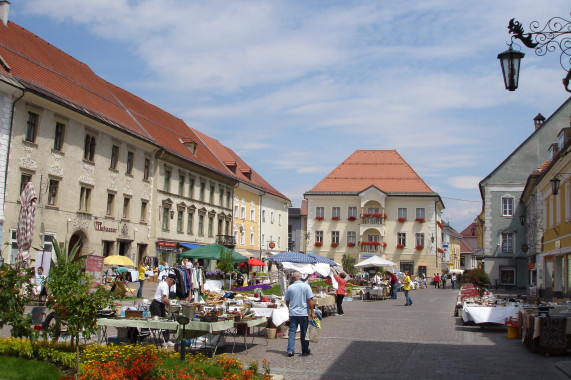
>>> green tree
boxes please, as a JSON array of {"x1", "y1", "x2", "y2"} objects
[
  {"x1": 217, "y1": 247, "x2": 234, "y2": 288},
  {"x1": 342, "y1": 254, "x2": 357, "y2": 275},
  {"x1": 0, "y1": 262, "x2": 35, "y2": 339},
  {"x1": 45, "y1": 239, "x2": 113, "y2": 374},
  {"x1": 462, "y1": 268, "x2": 490, "y2": 288}
]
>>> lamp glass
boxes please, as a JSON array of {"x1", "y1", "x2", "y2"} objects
[
  {"x1": 551, "y1": 177, "x2": 561, "y2": 195},
  {"x1": 498, "y1": 47, "x2": 524, "y2": 91}
]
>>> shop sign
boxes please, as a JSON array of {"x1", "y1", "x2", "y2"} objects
[
  {"x1": 268, "y1": 242, "x2": 275, "y2": 249},
  {"x1": 157, "y1": 241, "x2": 177, "y2": 247},
  {"x1": 94, "y1": 221, "x2": 117, "y2": 233}
]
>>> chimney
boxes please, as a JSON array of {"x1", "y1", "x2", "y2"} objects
[
  {"x1": 0, "y1": 1, "x2": 9, "y2": 27},
  {"x1": 533, "y1": 113, "x2": 545, "y2": 130}
]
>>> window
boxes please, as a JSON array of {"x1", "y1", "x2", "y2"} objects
[
  {"x1": 162, "y1": 207, "x2": 170, "y2": 230},
  {"x1": 400, "y1": 261, "x2": 414, "y2": 275},
  {"x1": 187, "y1": 212, "x2": 194, "y2": 234},
  {"x1": 279, "y1": 214, "x2": 282, "y2": 226},
  {"x1": 348, "y1": 207, "x2": 357, "y2": 219},
  {"x1": 347, "y1": 231, "x2": 356, "y2": 245},
  {"x1": 208, "y1": 216, "x2": 214, "y2": 237},
  {"x1": 83, "y1": 135, "x2": 96, "y2": 161},
  {"x1": 397, "y1": 232, "x2": 406, "y2": 247},
  {"x1": 198, "y1": 215, "x2": 204, "y2": 235},
  {"x1": 499, "y1": 267, "x2": 516, "y2": 285},
  {"x1": 47, "y1": 179, "x2": 59, "y2": 206},
  {"x1": 189, "y1": 178, "x2": 195, "y2": 199},
  {"x1": 41, "y1": 233, "x2": 56, "y2": 257},
  {"x1": 416, "y1": 208, "x2": 425, "y2": 220},
  {"x1": 240, "y1": 229, "x2": 244, "y2": 245},
  {"x1": 200, "y1": 182, "x2": 205, "y2": 201},
  {"x1": 398, "y1": 208, "x2": 407, "y2": 220},
  {"x1": 332, "y1": 207, "x2": 341, "y2": 219},
  {"x1": 177, "y1": 210, "x2": 184, "y2": 233},
  {"x1": 271, "y1": 212, "x2": 275, "y2": 224},
  {"x1": 250, "y1": 232, "x2": 255, "y2": 246},
  {"x1": 53, "y1": 122, "x2": 65, "y2": 151},
  {"x1": 261, "y1": 234, "x2": 265, "y2": 245},
  {"x1": 25, "y1": 111, "x2": 38, "y2": 143},
  {"x1": 20, "y1": 173, "x2": 32, "y2": 195},
  {"x1": 178, "y1": 173, "x2": 185, "y2": 196},
  {"x1": 103, "y1": 241, "x2": 114, "y2": 257},
  {"x1": 143, "y1": 158, "x2": 150, "y2": 180},
  {"x1": 79, "y1": 186, "x2": 92, "y2": 213},
  {"x1": 110, "y1": 145, "x2": 119, "y2": 170},
  {"x1": 164, "y1": 168, "x2": 171, "y2": 192},
  {"x1": 226, "y1": 191, "x2": 231, "y2": 208},
  {"x1": 502, "y1": 197, "x2": 514, "y2": 217},
  {"x1": 219, "y1": 189, "x2": 224, "y2": 206},
  {"x1": 209, "y1": 185, "x2": 215, "y2": 204},
  {"x1": 122, "y1": 197, "x2": 130, "y2": 220},
  {"x1": 140, "y1": 201, "x2": 147, "y2": 223},
  {"x1": 106, "y1": 193, "x2": 115, "y2": 216},
  {"x1": 331, "y1": 231, "x2": 340, "y2": 244},
  {"x1": 250, "y1": 208, "x2": 255, "y2": 221},
  {"x1": 315, "y1": 231, "x2": 323, "y2": 243},
  {"x1": 241, "y1": 206, "x2": 246, "y2": 219},
  {"x1": 316, "y1": 207, "x2": 324, "y2": 219},
  {"x1": 126, "y1": 151, "x2": 134, "y2": 175},
  {"x1": 262, "y1": 210, "x2": 266, "y2": 222},
  {"x1": 234, "y1": 205, "x2": 239, "y2": 218},
  {"x1": 415, "y1": 233, "x2": 424, "y2": 248},
  {"x1": 501, "y1": 232, "x2": 514, "y2": 253}
]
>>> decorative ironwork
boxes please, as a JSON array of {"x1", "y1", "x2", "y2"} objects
[{"x1": 507, "y1": 15, "x2": 571, "y2": 92}]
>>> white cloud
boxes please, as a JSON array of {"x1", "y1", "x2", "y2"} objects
[{"x1": 447, "y1": 176, "x2": 483, "y2": 190}]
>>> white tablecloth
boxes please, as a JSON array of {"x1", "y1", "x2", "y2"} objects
[
  {"x1": 252, "y1": 307, "x2": 289, "y2": 327},
  {"x1": 204, "y1": 280, "x2": 224, "y2": 292},
  {"x1": 462, "y1": 305, "x2": 522, "y2": 324}
]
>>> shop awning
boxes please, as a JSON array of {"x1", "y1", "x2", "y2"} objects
[{"x1": 179, "y1": 242, "x2": 201, "y2": 250}]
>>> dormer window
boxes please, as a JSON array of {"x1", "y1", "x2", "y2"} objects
[
  {"x1": 180, "y1": 138, "x2": 197, "y2": 155},
  {"x1": 225, "y1": 161, "x2": 237, "y2": 173},
  {"x1": 240, "y1": 168, "x2": 252, "y2": 180},
  {"x1": 557, "y1": 127, "x2": 571, "y2": 151},
  {"x1": 548, "y1": 143, "x2": 559, "y2": 162}
]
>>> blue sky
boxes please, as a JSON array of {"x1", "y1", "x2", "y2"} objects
[{"x1": 9, "y1": 0, "x2": 571, "y2": 231}]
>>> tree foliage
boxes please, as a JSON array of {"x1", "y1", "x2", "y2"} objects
[
  {"x1": 0, "y1": 263, "x2": 35, "y2": 339},
  {"x1": 342, "y1": 254, "x2": 357, "y2": 275},
  {"x1": 217, "y1": 247, "x2": 234, "y2": 274},
  {"x1": 462, "y1": 268, "x2": 490, "y2": 288}
]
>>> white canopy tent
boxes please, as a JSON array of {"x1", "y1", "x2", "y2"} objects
[{"x1": 355, "y1": 255, "x2": 397, "y2": 269}]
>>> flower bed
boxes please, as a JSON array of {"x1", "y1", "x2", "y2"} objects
[{"x1": 231, "y1": 283, "x2": 272, "y2": 292}]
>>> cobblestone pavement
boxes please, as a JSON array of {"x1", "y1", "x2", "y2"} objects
[{"x1": 230, "y1": 287, "x2": 571, "y2": 380}]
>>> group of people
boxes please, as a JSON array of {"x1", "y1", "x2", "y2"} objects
[{"x1": 432, "y1": 272, "x2": 460, "y2": 289}]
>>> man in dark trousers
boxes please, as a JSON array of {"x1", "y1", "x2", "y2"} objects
[
  {"x1": 387, "y1": 270, "x2": 399, "y2": 299},
  {"x1": 285, "y1": 271, "x2": 316, "y2": 357}
]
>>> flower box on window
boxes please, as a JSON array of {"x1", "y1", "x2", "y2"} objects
[
  {"x1": 331, "y1": 217, "x2": 340, "y2": 221},
  {"x1": 347, "y1": 216, "x2": 356, "y2": 221},
  {"x1": 438, "y1": 248, "x2": 444, "y2": 253},
  {"x1": 362, "y1": 213, "x2": 371, "y2": 217},
  {"x1": 315, "y1": 216, "x2": 324, "y2": 221},
  {"x1": 415, "y1": 218, "x2": 425, "y2": 223},
  {"x1": 347, "y1": 242, "x2": 355, "y2": 247},
  {"x1": 331, "y1": 243, "x2": 339, "y2": 248},
  {"x1": 415, "y1": 245, "x2": 424, "y2": 250},
  {"x1": 372, "y1": 213, "x2": 382, "y2": 218},
  {"x1": 396, "y1": 244, "x2": 404, "y2": 249},
  {"x1": 314, "y1": 241, "x2": 323, "y2": 247},
  {"x1": 398, "y1": 217, "x2": 406, "y2": 222},
  {"x1": 382, "y1": 242, "x2": 388, "y2": 247}
]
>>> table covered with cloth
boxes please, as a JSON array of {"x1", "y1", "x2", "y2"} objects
[
  {"x1": 313, "y1": 295, "x2": 335, "y2": 307},
  {"x1": 462, "y1": 304, "x2": 522, "y2": 324},
  {"x1": 251, "y1": 307, "x2": 289, "y2": 327}
]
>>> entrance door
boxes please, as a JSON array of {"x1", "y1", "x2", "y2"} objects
[{"x1": 118, "y1": 241, "x2": 131, "y2": 256}]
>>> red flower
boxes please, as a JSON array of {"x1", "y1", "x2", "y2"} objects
[
  {"x1": 398, "y1": 217, "x2": 406, "y2": 222},
  {"x1": 347, "y1": 242, "x2": 355, "y2": 247},
  {"x1": 314, "y1": 241, "x2": 323, "y2": 247},
  {"x1": 415, "y1": 217, "x2": 425, "y2": 223},
  {"x1": 415, "y1": 245, "x2": 424, "y2": 250},
  {"x1": 331, "y1": 243, "x2": 339, "y2": 248},
  {"x1": 382, "y1": 242, "x2": 387, "y2": 247},
  {"x1": 315, "y1": 216, "x2": 324, "y2": 221},
  {"x1": 437, "y1": 221, "x2": 443, "y2": 229},
  {"x1": 332, "y1": 216, "x2": 340, "y2": 221},
  {"x1": 438, "y1": 248, "x2": 444, "y2": 253},
  {"x1": 372, "y1": 213, "x2": 381, "y2": 218},
  {"x1": 347, "y1": 216, "x2": 356, "y2": 221},
  {"x1": 362, "y1": 213, "x2": 371, "y2": 217},
  {"x1": 383, "y1": 213, "x2": 388, "y2": 218},
  {"x1": 396, "y1": 244, "x2": 404, "y2": 249}
]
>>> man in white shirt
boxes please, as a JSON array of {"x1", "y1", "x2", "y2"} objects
[{"x1": 151, "y1": 273, "x2": 176, "y2": 318}]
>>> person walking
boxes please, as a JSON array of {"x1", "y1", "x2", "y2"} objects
[
  {"x1": 285, "y1": 271, "x2": 316, "y2": 357},
  {"x1": 403, "y1": 271, "x2": 413, "y2": 306},
  {"x1": 332, "y1": 271, "x2": 347, "y2": 316},
  {"x1": 441, "y1": 272, "x2": 447, "y2": 289},
  {"x1": 434, "y1": 273, "x2": 440, "y2": 288},
  {"x1": 137, "y1": 261, "x2": 146, "y2": 298},
  {"x1": 451, "y1": 273, "x2": 457, "y2": 289}
]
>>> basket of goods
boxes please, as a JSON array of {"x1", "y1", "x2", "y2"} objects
[
  {"x1": 200, "y1": 311, "x2": 219, "y2": 323},
  {"x1": 125, "y1": 310, "x2": 144, "y2": 319}
]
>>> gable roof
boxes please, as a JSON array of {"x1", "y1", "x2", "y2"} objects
[
  {"x1": 308, "y1": 150, "x2": 434, "y2": 194},
  {"x1": 192, "y1": 128, "x2": 290, "y2": 201}
]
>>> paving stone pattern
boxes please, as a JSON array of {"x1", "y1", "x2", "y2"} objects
[{"x1": 231, "y1": 287, "x2": 570, "y2": 380}]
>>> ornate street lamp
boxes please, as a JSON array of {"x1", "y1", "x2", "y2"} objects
[
  {"x1": 551, "y1": 176, "x2": 561, "y2": 195},
  {"x1": 501, "y1": 15, "x2": 571, "y2": 92}
]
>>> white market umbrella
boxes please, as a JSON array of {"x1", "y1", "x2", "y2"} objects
[
  {"x1": 16, "y1": 182, "x2": 38, "y2": 267},
  {"x1": 355, "y1": 255, "x2": 397, "y2": 269}
]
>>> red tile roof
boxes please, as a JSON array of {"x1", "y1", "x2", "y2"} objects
[
  {"x1": 0, "y1": 21, "x2": 246, "y2": 178},
  {"x1": 192, "y1": 128, "x2": 289, "y2": 201},
  {"x1": 309, "y1": 150, "x2": 434, "y2": 193}
]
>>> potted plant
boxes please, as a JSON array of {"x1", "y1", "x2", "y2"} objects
[
  {"x1": 331, "y1": 243, "x2": 339, "y2": 248},
  {"x1": 398, "y1": 217, "x2": 406, "y2": 222},
  {"x1": 362, "y1": 213, "x2": 371, "y2": 217},
  {"x1": 347, "y1": 216, "x2": 356, "y2": 221},
  {"x1": 372, "y1": 213, "x2": 381, "y2": 218},
  {"x1": 396, "y1": 244, "x2": 404, "y2": 249},
  {"x1": 332, "y1": 216, "x2": 340, "y2": 221},
  {"x1": 347, "y1": 242, "x2": 355, "y2": 247},
  {"x1": 382, "y1": 213, "x2": 388, "y2": 218},
  {"x1": 371, "y1": 241, "x2": 380, "y2": 246},
  {"x1": 315, "y1": 216, "x2": 324, "y2": 221},
  {"x1": 415, "y1": 217, "x2": 425, "y2": 223},
  {"x1": 382, "y1": 242, "x2": 388, "y2": 247},
  {"x1": 314, "y1": 241, "x2": 323, "y2": 247},
  {"x1": 415, "y1": 244, "x2": 424, "y2": 250}
]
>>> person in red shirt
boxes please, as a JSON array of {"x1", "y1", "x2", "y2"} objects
[
  {"x1": 332, "y1": 272, "x2": 347, "y2": 316},
  {"x1": 387, "y1": 271, "x2": 399, "y2": 299},
  {"x1": 434, "y1": 273, "x2": 440, "y2": 288}
]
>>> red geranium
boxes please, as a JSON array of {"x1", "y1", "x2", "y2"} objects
[
  {"x1": 398, "y1": 217, "x2": 406, "y2": 222},
  {"x1": 415, "y1": 217, "x2": 425, "y2": 223},
  {"x1": 315, "y1": 216, "x2": 324, "y2": 221},
  {"x1": 416, "y1": 245, "x2": 424, "y2": 250},
  {"x1": 347, "y1": 242, "x2": 355, "y2": 247},
  {"x1": 314, "y1": 241, "x2": 323, "y2": 247},
  {"x1": 331, "y1": 243, "x2": 339, "y2": 248},
  {"x1": 396, "y1": 244, "x2": 404, "y2": 249}
]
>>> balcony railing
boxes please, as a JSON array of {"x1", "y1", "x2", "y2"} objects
[
  {"x1": 361, "y1": 216, "x2": 384, "y2": 225},
  {"x1": 360, "y1": 245, "x2": 381, "y2": 254},
  {"x1": 216, "y1": 235, "x2": 236, "y2": 247}
]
